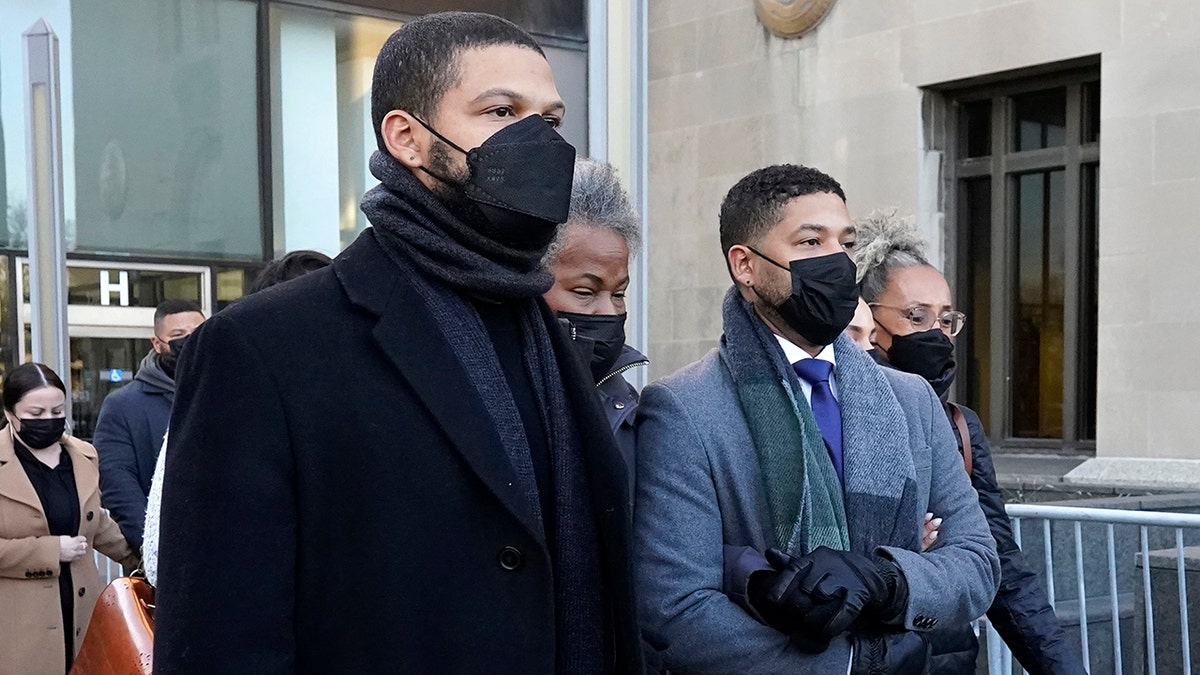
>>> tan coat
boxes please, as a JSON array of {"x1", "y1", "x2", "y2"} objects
[{"x1": 0, "y1": 432, "x2": 139, "y2": 675}]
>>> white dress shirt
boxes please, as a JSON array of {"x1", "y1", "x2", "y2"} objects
[{"x1": 774, "y1": 335, "x2": 840, "y2": 403}]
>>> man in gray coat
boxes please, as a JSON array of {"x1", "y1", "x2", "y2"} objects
[{"x1": 634, "y1": 164, "x2": 999, "y2": 674}]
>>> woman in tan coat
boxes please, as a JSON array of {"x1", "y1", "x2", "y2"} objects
[{"x1": 0, "y1": 363, "x2": 139, "y2": 674}]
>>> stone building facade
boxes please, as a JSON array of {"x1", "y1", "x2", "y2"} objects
[{"x1": 645, "y1": 0, "x2": 1200, "y2": 482}]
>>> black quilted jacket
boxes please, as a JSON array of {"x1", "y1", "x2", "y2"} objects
[{"x1": 928, "y1": 402, "x2": 1088, "y2": 675}]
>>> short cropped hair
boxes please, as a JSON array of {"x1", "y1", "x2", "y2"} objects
[
  {"x1": 371, "y1": 12, "x2": 545, "y2": 151},
  {"x1": 718, "y1": 164, "x2": 847, "y2": 258},
  {"x1": 249, "y1": 250, "x2": 332, "y2": 295},
  {"x1": 154, "y1": 299, "x2": 203, "y2": 329},
  {"x1": 543, "y1": 158, "x2": 642, "y2": 266}
]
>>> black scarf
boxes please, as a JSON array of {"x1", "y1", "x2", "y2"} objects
[
  {"x1": 361, "y1": 151, "x2": 607, "y2": 673},
  {"x1": 362, "y1": 151, "x2": 553, "y2": 300}
]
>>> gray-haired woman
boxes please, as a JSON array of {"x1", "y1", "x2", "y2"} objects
[
  {"x1": 855, "y1": 212, "x2": 1087, "y2": 675},
  {"x1": 543, "y1": 158, "x2": 648, "y2": 494}
]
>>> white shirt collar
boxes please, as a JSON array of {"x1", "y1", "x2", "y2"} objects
[
  {"x1": 774, "y1": 334, "x2": 837, "y2": 368},
  {"x1": 774, "y1": 335, "x2": 839, "y2": 403}
]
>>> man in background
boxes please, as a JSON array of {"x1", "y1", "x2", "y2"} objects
[{"x1": 94, "y1": 299, "x2": 204, "y2": 549}]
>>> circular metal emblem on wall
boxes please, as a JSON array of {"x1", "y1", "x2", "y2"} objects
[{"x1": 755, "y1": 0, "x2": 837, "y2": 38}]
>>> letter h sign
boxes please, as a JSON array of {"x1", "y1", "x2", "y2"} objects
[{"x1": 99, "y1": 270, "x2": 129, "y2": 307}]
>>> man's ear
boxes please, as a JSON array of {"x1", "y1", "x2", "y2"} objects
[
  {"x1": 381, "y1": 110, "x2": 425, "y2": 169},
  {"x1": 727, "y1": 245, "x2": 756, "y2": 289}
]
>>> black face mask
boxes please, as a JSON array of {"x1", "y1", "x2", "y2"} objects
[
  {"x1": 415, "y1": 114, "x2": 576, "y2": 252},
  {"x1": 559, "y1": 311, "x2": 627, "y2": 383},
  {"x1": 747, "y1": 248, "x2": 860, "y2": 347},
  {"x1": 157, "y1": 334, "x2": 191, "y2": 381},
  {"x1": 886, "y1": 328, "x2": 957, "y2": 395},
  {"x1": 14, "y1": 417, "x2": 66, "y2": 450}
]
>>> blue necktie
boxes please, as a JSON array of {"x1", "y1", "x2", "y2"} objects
[{"x1": 792, "y1": 358, "x2": 844, "y2": 485}]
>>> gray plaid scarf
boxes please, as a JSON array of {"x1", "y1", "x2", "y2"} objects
[{"x1": 719, "y1": 288, "x2": 851, "y2": 555}]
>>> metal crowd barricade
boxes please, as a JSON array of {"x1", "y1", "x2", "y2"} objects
[
  {"x1": 94, "y1": 549, "x2": 120, "y2": 585},
  {"x1": 982, "y1": 503, "x2": 1200, "y2": 675},
  {"x1": 90, "y1": 502, "x2": 1200, "y2": 674}
]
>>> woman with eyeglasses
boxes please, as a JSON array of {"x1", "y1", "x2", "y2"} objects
[
  {"x1": 854, "y1": 213, "x2": 1087, "y2": 675},
  {"x1": 0, "y1": 362, "x2": 140, "y2": 674}
]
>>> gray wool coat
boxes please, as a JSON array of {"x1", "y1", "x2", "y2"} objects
[{"x1": 634, "y1": 334, "x2": 1000, "y2": 674}]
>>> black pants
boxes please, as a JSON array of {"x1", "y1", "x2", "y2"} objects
[{"x1": 59, "y1": 563, "x2": 74, "y2": 673}]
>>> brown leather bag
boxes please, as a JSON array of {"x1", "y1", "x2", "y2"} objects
[{"x1": 70, "y1": 577, "x2": 155, "y2": 675}]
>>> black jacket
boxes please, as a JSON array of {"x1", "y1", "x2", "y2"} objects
[
  {"x1": 930, "y1": 402, "x2": 1087, "y2": 675},
  {"x1": 595, "y1": 345, "x2": 648, "y2": 497},
  {"x1": 154, "y1": 229, "x2": 643, "y2": 674}
]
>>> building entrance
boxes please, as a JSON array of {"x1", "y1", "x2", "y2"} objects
[
  {"x1": 67, "y1": 336, "x2": 143, "y2": 439},
  {"x1": 17, "y1": 259, "x2": 212, "y2": 440}
]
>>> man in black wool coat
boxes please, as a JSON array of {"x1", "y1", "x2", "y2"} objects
[{"x1": 154, "y1": 12, "x2": 641, "y2": 674}]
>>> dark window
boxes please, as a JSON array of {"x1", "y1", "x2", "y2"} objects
[
  {"x1": 1078, "y1": 163, "x2": 1099, "y2": 440},
  {"x1": 215, "y1": 267, "x2": 250, "y2": 312},
  {"x1": 951, "y1": 72, "x2": 1099, "y2": 451},
  {"x1": 962, "y1": 178, "x2": 992, "y2": 429},
  {"x1": 960, "y1": 100, "x2": 992, "y2": 158},
  {"x1": 1083, "y1": 80, "x2": 1101, "y2": 144},
  {"x1": 1011, "y1": 169, "x2": 1065, "y2": 439},
  {"x1": 1013, "y1": 88, "x2": 1067, "y2": 151}
]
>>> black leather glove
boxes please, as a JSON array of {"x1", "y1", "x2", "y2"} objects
[
  {"x1": 763, "y1": 547, "x2": 909, "y2": 637},
  {"x1": 747, "y1": 567, "x2": 834, "y2": 653},
  {"x1": 849, "y1": 629, "x2": 930, "y2": 675}
]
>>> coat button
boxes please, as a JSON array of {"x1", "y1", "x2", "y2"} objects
[
  {"x1": 78, "y1": 587, "x2": 85, "y2": 597},
  {"x1": 614, "y1": 401, "x2": 626, "y2": 410},
  {"x1": 25, "y1": 571, "x2": 32, "y2": 578},
  {"x1": 86, "y1": 511, "x2": 94, "y2": 521},
  {"x1": 498, "y1": 546, "x2": 522, "y2": 571}
]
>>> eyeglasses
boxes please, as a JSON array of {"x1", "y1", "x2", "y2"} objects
[{"x1": 869, "y1": 303, "x2": 967, "y2": 337}]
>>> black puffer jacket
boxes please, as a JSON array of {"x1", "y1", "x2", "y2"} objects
[
  {"x1": 595, "y1": 344, "x2": 649, "y2": 497},
  {"x1": 929, "y1": 402, "x2": 1088, "y2": 675}
]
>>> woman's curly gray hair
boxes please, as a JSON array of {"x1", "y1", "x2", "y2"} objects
[
  {"x1": 543, "y1": 158, "x2": 642, "y2": 266},
  {"x1": 854, "y1": 209, "x2": 930, "y2": 303}
]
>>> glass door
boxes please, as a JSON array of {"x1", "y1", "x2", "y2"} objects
[{"x1": 69, "y1": 336, "x2": 144, "y2": 440}]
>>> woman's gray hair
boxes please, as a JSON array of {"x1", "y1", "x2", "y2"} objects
[
  {"x1": 543, "y1": 158, "x2": 642, "y2": 266},
  {"x1": 854, "y1": 209, "x2": 931, "y2": 303}
]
